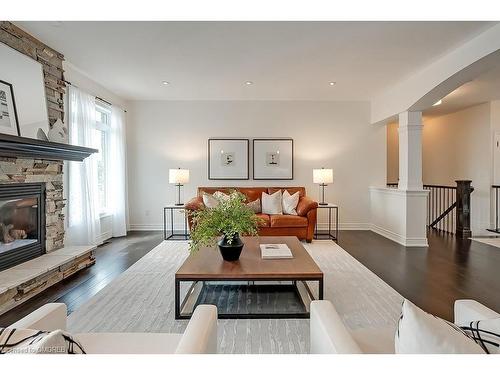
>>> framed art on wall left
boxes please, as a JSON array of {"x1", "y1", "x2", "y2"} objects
[
  {"x1": 208, "y1": 138, "x2": 249, "y2": 180},
  {"x1": 0, "y1": 80, "x2": 20, "y2": 136}
]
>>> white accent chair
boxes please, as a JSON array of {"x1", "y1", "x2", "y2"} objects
[
  {"x1": 8, "y1": 303, "x2": 218, "y2": 354},
  {"x1": 310, "y1": 299, "x2": 500, "y2": 354}
]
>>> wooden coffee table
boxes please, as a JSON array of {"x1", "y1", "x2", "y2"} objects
[{"x1": 175, "y1": 236, "x2": 324, "y2": 319}]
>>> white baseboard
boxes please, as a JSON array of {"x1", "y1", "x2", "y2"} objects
[
  {"x1": 370, "y1": 224, "x2": 428, "y2": 247},
  {"x1": 97, "y1": 230, "x2": 112, "y2": 243},
  {"x1": 316, "y1": 222, "x2": 370, "y2": 230},
  {"x1": 129, "y1": 224, "x2": 163, "y2": 231}
]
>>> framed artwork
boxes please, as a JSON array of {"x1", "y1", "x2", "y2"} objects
[
  {"x1": 0, "y1": 80, "x2": 20, "y2": 136},
  {"x1": 208, "y1": 138, "x2": 249, "y2": 180},
  {"x1": 253, "y1": 138, "x2": 293, "y2": 180}
]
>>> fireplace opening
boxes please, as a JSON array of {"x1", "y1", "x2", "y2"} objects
[
  {"x1": 0, "y1": 183, "x2": 45, "y2": 271},
  {"x1": 0, "y1": 197, "x2": 39, "y2": 254}
]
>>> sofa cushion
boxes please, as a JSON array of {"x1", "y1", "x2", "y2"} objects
[
  {"x1": 75, "y1": 332, "x2": 183, "y2": 354},
  {"x1": 262, "y1": 191, "x2": 283, "y2": 215},
  {"x1": 270, "y1": 214, "x2": 308, "y2": 228},
  {"x1": 395, "y1": 299, "x2": 485, "y2": 354},
  {"x1": 0, "y1": 328, "x2": 86, "y2": 354},
  {"x1": 246, "y1": 199, "x2": 261, "y2": 213},
  {"x1": 282, "y1": 190, "x2": 299, "y2": 215},
  {"x1": 238, "y1": 188, "x2": 267, "y2": 202},
  {"x1": 460, "y1": 318, "x2": 500, "y2": 354},
  {"x1": 268, "y1": 187, "x2": 305, "y2": 198},
  {"x1": 202, "y1": 193, "x2": 219, "y2": 208},
  {"x1": 198, "y1": 187, "x2": 267, "y2": 203},
  {"x1": 198, "y1": 187, "x2": 232, "y2": 196},
  {"x1": 255, "y1": 213, "x2": 271, "y2": 227},
  {"x1": 202, "y1": 191, "x2": 229, "y2": 208}
]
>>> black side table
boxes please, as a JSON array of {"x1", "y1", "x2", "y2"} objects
[
  {"x1": 163, "y1": 204, "x2": 190, "y2": 240},
  {"x1": 314, "y1": 204, "x2": 339, "y2": 241}
]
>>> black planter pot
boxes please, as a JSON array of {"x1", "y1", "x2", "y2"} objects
[{"x1": 218, "y1": 234, "x2": 244, "y2": 261}]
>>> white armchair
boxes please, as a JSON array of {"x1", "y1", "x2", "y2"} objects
[
  {"x1": 310, "y1": 299, "x2": 499, "y2": 354},
  {"x1": 8, "y1": 303, "x2": 218, "y2": 354}
]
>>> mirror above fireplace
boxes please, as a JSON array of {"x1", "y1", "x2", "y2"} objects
[{"x1": 0, "y1": 42, "x2": 50, "y2": 140}]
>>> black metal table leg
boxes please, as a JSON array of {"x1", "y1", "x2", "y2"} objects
[
  {"x1": 318, "y1": 277, "x2": 324, "y2": 300},
  {"x1": 170, "y1": 209, "x2": 174, "y2": 238},
  {"x1": 328, "y1": 207, "x2": 331, "y2": 239},
  {"x1": 335, "y1": 206, "x2": 339, "y2": 242},
  {"x1": 163, "y1": 208, "x2": 167, "y2": 240},
  {"x1": 175, "y1": 278, "x2": 180, "y2": 319}
]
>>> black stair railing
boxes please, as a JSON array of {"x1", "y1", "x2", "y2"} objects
[
  {"x1": 488, "y1": 185, "x2": 500, "y2": 234},
  {"x1": 425, "y1": 185, "x2": 457, "y2": 233},
  {"x1": 386, "y1": 181, "x2": 473, "y2": 235}
]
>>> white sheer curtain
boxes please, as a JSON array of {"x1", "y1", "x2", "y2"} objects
[
  {"x1": 66, "y1": 86, "x2": 102, "y2": 246},
  {"x1": 108, "y1": 106, "x2": 127, "y2": 237}
]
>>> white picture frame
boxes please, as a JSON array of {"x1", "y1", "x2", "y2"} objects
[
  {"x1": 253, "y1": 139, "x2": 294, "y2": 180},
  {"x1": 208, "y1": 138, "x2": 249, "y2": 180}
]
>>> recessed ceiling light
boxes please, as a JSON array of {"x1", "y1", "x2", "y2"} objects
[
  {"x1": 162, "y1": 81, "x2": 170, "y2": 85},
  {"x1": 433, "y1": 99, "x2": 442, "y2": 106},
  {"x1": 329, "y1": 81, "x2": 336, "y2": 86},
  {"x1": 245, "y1": 81, "x2": 253, "y2": 85}
]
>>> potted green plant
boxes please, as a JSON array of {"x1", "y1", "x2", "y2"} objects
[{"x1": 189, "y1": 191, "x2": 262, "y2": 261}]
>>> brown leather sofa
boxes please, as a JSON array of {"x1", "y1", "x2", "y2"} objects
[{"x1": 185, "y1": 187, "x2": 318, "y2": 243}]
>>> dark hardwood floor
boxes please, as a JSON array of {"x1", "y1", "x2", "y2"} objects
[
  {"x1": 1, "y1": 229, "x2": 499, "y2": 326},
  {"x1": 338, "y1": 229, "x2": 500, "y2": 321},
  {"x1": 0, "y1": 231, "x2": 163, "y2": 327}
]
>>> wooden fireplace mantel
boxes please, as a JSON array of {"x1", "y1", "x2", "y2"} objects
[{"x1": 0, "y1": 133, "x2": 97, "y2": 162}]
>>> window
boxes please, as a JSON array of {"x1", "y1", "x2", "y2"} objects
[{"x1": 94, "y1": 101, "x2": 111, "y2": 214}]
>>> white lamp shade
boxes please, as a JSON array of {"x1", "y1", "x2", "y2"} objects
[
  {"x1": 169, "y1": 169, "x2": 190, "y2": 184},
  {"x1": 313, "y1": 168, "x2": 333, "y2": 184}
]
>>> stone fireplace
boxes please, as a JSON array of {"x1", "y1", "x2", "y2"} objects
[
  {"x1": 0, "y1": 156, "x2": 97, "y2": 315},
  {"x1": 0, "y1": 23, "x2": 97, "y2": 314}
]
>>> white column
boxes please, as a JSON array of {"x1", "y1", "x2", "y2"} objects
[{"x1": 398, "y1": 111, "x2": 423, "y2": 190}]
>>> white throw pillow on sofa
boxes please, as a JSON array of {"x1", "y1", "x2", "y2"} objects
[
  {"x1": 395, "y1": 299, "x2": 485, "y2": 354},
  {"x1": 261, "y1": 191, "x2": 283, "y2": 215},
  {"x1": 202, "y1": 191, "x2": 228, "y2": 208},
  {"x1": 460, "y1": 318, "x2": 500, "y2": 354},
  {"x1": 0, "y1": 328, "x2": 86, "y2": 354},
  {"x1": 246, "y1": 199, "x2": 261, "y2": 213},
  {"x1": 282, "y1": 190, "x2": 299, "y2": 215}
]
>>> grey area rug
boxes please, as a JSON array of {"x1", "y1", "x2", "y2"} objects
[
  {"x1": 68, "y1": 240, "x2": 403, "y2": 354},
  {"x1": 471, "y1": 237, "x2": 500, "y2": 248}
]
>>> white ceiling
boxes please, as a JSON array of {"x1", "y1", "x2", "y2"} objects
[
  {"x1": 424, "y1": 63, "x2": 500, "y2": 117},
  {"x1": 17, "y1": 21, "x2": 496, "y2": 102}
]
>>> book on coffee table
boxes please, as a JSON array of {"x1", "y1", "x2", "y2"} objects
[{"x1": 260, "y1": 243, "x2": 293, "y2": 259}]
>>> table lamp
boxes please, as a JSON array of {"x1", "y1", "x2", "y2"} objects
[
  {"x1": 313, "y1": 168, "x2": 333, "y2": 205},
  {"x1": 169, "y1": 168, "x2": 190, "y2": 206}
]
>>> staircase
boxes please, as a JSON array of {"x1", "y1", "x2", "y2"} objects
[
  {"x1": 487, "y1": 185, "x2": 500, "y2": 234},
  {"x1": 387, "y1": 181, "x2": 474, "y2": 237}
]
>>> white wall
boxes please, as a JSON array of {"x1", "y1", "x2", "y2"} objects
[
  {"x1": 64, "y1": 62, "x2": 128, "y2": 109},
  {"x1": 126, "y1": 100, "x2": 386, "y2": 230},
  {"x1": 370, "y1": 187, "x2": 428, "y2": 247},
  {"x1": 387, "y1": 103, "x2": 493, "y2": 233}
]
